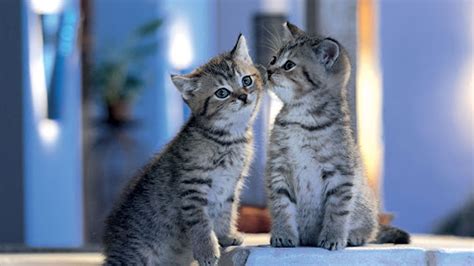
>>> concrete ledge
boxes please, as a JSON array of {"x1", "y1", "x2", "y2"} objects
[
  {"x1": 222, "y1": 234, "x2": 474, "y2": 266},
  {"x1": 0, "y1": 235, "x2": 472, "y2": 265}
]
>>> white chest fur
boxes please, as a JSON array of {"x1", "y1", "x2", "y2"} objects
[
  {"x1": 206, "y1": 145, "x2": 248, "y2": 206},
  {"x1": 286, "y1": 133, "x2": 324, "y2": 206}
]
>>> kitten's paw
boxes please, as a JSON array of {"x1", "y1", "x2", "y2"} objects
[
  {"x1": 270, "y1": 229, "x2": 298, "y2": 247},
  {"x1": 347, "y1": 232, "x2": 368, "y2": 247},
  {"x1": 218, "y1": 232, "x2": 244, "y2": 247},
  {"x1": 196, "y1": 255, "x2": 219, "y2": 266},
  {"x1": 318, "y1": 231, "x2": 347, "y2": 251},
  {"x1": 195, "y1": 249, "x2": 220, "y2": 266},
  {"x1": 194, "y1": 236, "x2": 220, "y2": 266}
]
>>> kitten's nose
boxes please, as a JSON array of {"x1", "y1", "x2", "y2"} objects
[
  {"x1": 238, "y1": 93, "x2": 248, "y2": 103},
  {"x1": 267, "y1": 69, "x2": 273, "y2": 78}
]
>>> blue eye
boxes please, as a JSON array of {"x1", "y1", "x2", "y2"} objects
[
  {"x1": 283, "y1": 60, "x2": 296, "y2": 70},
  {"x1": 215, "y1": 88, "x2": 230, "y2": 99},
  {"x1": 242, "y1": 75, "x2": 253, "y2": 87}
]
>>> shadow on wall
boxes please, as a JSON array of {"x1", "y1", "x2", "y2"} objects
[{"x1": 436, "y1": 197, "x2": 474, "y2": 237}]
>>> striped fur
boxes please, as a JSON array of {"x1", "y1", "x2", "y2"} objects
[
  {"x1": 103, "y1": 35, "x2": 264, "y2": 265},
  {"x1": 265, "y1": 22, "x2": 408, "y2": 251}
]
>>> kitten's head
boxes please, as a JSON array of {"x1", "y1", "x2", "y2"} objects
[
  {"x1": 267, "y1": 22, "x2": 351, "y2": 104},
  {"x1": 171, "y1": 34, "x2": 264, "y2": 133}
]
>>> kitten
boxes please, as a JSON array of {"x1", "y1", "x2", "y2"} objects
[
  {"x1": 265, "y1": 22, "x2": 409, "y2": 250},
  {"x1": 103, "y1": 34, "x2": 265, "y2": 265}
]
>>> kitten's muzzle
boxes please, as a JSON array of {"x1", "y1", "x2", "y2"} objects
[
  {"x1": 238, "y1": 93, "x2": 248, "y2": 103},
  {"x1": 267, "y1": 69, "x2": 274, "y2": 79}
]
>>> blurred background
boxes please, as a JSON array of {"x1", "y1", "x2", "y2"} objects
[{"x1": 0, "y1": 0, "x2": 472, "y2": 249}]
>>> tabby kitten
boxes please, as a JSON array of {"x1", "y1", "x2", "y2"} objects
[
  {"x1": 103, "y1": 34, "x2": 264, "y2": 265},
  {"x1": 265, "y1": 22, "x2": 409, "y2": 250}
]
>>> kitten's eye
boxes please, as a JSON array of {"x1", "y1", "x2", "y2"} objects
[
  {"x1": 270, "y1": 56, "x2": 277, "y2": 65},
  {"x1": 283, "y1": 60, "x2": 296, "y2": 71},
  {"x1": 242, "y1": 75, "x2": 253, "y2": 87},
  {"x1": 215, "y1": 88, "x2": 230, "y2": 99}
]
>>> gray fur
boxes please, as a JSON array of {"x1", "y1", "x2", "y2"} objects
[
  {"x1": 265, "y1": 22, "x2": 408, "y2": 251},
  {"x1": 103, "y1": 35, "x2": 264, "y2": 265}
]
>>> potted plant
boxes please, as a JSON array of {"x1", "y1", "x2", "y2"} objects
[{"x1": 92, "y1": 19, "x2": 162, "y2": 126}]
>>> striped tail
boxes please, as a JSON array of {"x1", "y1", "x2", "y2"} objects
[{"x1": 373, "y1": 224, "x2": 411, "y2": 244}]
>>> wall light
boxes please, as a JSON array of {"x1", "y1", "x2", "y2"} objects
[
  {"x1": 30, "y1": 0, "x2": 66, "y2": 15},
  {"x1": 168, "y1": 19, "x2": 194, "y2": 122},
  {"x1": 28, "y1": 0, "x2": 70, "y2": 145},
  {"x1": 357, "y1": 0, "x2": 383, "y2": 196},
  {"x1": 454, "y1": 16, "x2": 474, "y2": 148},
  {"x1": 169, "y1": 20, "x2": 194, "y2": 70},
  {"x1": 261, "y1": 0, "x2": 288, "y2": 14},
  {"x1": 39, "y1": 119, "x2": 60, "y2": 146}
]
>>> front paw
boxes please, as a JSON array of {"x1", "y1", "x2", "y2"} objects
[
  {"x1": 194, "y1": 236, "x2": 220, "y2": 266},
  {"x1": 270, "y1": 228, "x2": 299, "y2": 247},
  {"x1": 318, "y1": 230, "x2": 347, "y2": 251},
  {"x1": 218, "y1": 232, "x2": 244, "y2": 247},
  {"x1": 196, "y1": 255, "x2": 219, "y2": 266},
  {"x1": 347, "y1": 231, "x2": 368, "y2": 247},
  {"x1": 195, "y1": 249, "x2": 220, "y2": 266}
]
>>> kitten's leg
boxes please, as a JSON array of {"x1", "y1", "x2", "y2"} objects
[
  {"x1": 318, "y1": 172, "x2": 355, "y2": 251},
  {"x1": 214, "y1": 178, "x2": 244, "y2": 247},
  {"x1": 180, "y1": 176, "x2": 220, "y2": 266},
  {"x1": 267, "y1": 162, "x2": 299, "y2": 247},
  {"x1": 347, "y1": 192, "x2": 378, "y2": 246},
  {"x1": 104, "y1": 243, "x2": 151, "y2": 265}
]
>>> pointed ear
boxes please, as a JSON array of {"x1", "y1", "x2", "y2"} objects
[
  {"x1": 282, "y1": 21, "x2": 305, "y2": 41},
  {"x1": 313, "y1": 38, "x2": 340, "y2": 69},
  {"x1": 171, "y1": 74, "x2": 196, "y2": 100},
  {"x1": 231, "y1": 34, "x2": 252, "y2": 64}
]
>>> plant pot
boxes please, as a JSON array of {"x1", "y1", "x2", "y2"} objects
[{"x1": 106, "y1": 101, "x2": 131, "y2": 126}]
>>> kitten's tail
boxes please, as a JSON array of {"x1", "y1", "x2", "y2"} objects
[{"x1": 373, "y1": 224, "x2": 411, "y2": 244}]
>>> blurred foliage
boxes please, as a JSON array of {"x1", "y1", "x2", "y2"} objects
[{"x1": 92, "y1": 19, "x2": 162, "y2": 106}]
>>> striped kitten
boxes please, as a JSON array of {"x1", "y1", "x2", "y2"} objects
[
  {"x1": 265, "y1": 22, "x2": 409, "y2": 250},
  {"x1": 103, "y1": 34, "x2": 264, "y2": 265}
]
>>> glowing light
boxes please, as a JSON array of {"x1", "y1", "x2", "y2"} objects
[
  {"x1": 261, "y1": 0, "x2": 288, "y2": 14},
  {"x1": 30, "y1": 0, "x2": 65, "y2": 15},
  {"x1": 29, "y1": 15, "x2": 48, "y2": 120},
  {"x1": 454, "y1": 10, "x2": 474, "y2": 147},
  {"x1": 268, "y1": 91, "x2": 283, "y2": 130},
  {"x1": 357, "y1": 0, "x2": 383, "y2": 196},
  {"x1": 169, "y1": 20, "x2": 193, "y2": 70},
  {"x1": 39, "y1": 119, "x2": 60, "y2": 146},
  {"x1": 28, "y1": 11, "x2": 60, "y2": 145}
]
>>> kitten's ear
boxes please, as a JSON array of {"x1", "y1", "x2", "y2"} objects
[
  {"x1": 282, "y1": 21, "x2": 305, "y2": 41},
  {"x1": 231, "y1": 34, "x2": 252, "y2": 64},
  {"x1": 313, "y1": 38, "x2": 340, "y2": 69},
  {"x1": 171, "y1": 74, "x2": 196, "y2": 100}
]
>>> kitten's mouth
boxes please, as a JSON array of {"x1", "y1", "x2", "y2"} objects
[
  {"x1": 267, "y1": 79, "x2": 278, "y2": 89},
  {"x1": 239, "y1": 100, "x2": 251, "y2": 108},
  {"x1": 237, "y1": 98, "x2": 255, "y2": 110}
]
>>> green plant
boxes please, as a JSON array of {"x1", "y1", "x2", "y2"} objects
[{"x1": 92, "y1": 19, "x2": 162, "y2": 107}]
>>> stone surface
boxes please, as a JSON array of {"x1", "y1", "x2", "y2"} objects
[
  {"x1": 220, "y1": 234, "x2": 474, "y2": 266},
  {"x1": 0, "y1": 234, "x2": 472, "y2": 265}
]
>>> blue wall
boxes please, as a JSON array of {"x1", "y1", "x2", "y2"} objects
[{"x1": 381, "y1": 0, "x2": 474, "y2": 233}]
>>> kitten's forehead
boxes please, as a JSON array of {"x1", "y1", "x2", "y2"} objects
[
  {"x1": 278, "y1": 35, "x2": 323, "y2": 58},
  {"x1": 195, "y1": 54, "x2": 232, "y2": 78},
  {"x1": 194, "y1": 52, "x2": 252, "y2": 85}
]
